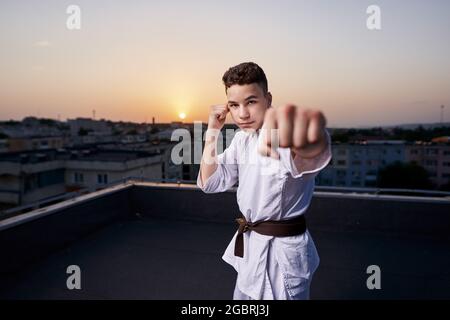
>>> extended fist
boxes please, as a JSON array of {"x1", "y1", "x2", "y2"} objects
[{"x1": 258, "y1": 104, "x2": 327, "y2": 159}]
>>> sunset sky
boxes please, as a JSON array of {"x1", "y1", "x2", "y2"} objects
[{"x1": 0, "y1": 0, "x2": 449, "y2": 127}]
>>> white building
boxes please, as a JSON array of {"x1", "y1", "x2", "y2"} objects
[
  {"x1": 317, "y1": 141, "x2": 406, "y2": 187},
  {"x1": 0, "y1": 149, "x2": 162, "y2": 206}
]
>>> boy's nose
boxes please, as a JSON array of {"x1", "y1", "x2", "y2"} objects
[{"x1": 238, "y1": 105, "x2": 250, "y2": 119}]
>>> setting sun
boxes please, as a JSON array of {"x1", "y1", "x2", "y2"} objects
[{"x1": 178, "y1": 112, "x2": 186, "y2": 120}]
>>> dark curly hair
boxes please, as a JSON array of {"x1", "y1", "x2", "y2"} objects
[{"x1": 222, "y1": 62, "x2": 268, "y2": 94}]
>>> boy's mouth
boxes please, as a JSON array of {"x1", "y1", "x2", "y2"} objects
[{"x1": 238, "y1": 121, "x2": 255, "y2": 127}]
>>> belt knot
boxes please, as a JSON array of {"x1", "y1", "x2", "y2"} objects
[{"x1": 235, "y1": 217, "x2": 251, "y2": 234}]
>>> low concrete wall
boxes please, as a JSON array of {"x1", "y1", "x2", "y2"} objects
[
  {"x1": 308, "y1": 193, "x2": 450, "y2": 239},
  {"x1": 130, "y1": 185, "x2": 239, "y2": 224},
  {"x1": 0, "y1": 187, "x2": 132, "y2": 275},
  {"x1": 132, "y1": 185, "x2": 450, "y2": 239}
]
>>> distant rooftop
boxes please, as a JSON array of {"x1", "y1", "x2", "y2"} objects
[
  {"x1": 0, "y1": 148, "x2": 161, "y2": 163},
  {"x1": 0, "y1": 181, "x2": 449, "y2": 299}
]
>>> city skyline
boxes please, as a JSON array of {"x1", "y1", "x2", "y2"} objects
[
  {"x1": 1, "y1": 0, "x2": 449, "y2": 127},
  {"x1": 2, "y1": 114, "x2": 450, "y2": 130}
]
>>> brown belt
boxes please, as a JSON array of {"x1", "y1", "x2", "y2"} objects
[{"x1": 234, "y1": 214, "x2": 307, "y2": 258}]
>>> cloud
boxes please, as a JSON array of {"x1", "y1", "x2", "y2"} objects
[{"x1": 34, "y1": 40, "x2": 51, "y2": 47}]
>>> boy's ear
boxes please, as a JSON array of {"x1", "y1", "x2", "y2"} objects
[{"x1": 266, "y1": 92, "x2": 273, "y2": 107}]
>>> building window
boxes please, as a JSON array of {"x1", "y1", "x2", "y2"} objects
[
  {"x1": 74, "y1": 172, "x2": 84, "y2": 183},
  {"x1": 97, "y1": 174, "x2": 108, "y2": 184},
  {"x1": 351, "y1": 171, "x2": 361, "y2": 178},
  {"x1": 317, "y1": 178, "x2": 332, "y2": 186},
  {"x1": 336, "y1": 170, "x2": 346, "y2": 177},
  {"x1": 24, "y1": 169, "x2": 65, "y2": 192},
  {"x1": 337, "y1": 160, "x2": 346, "y2": 166}
]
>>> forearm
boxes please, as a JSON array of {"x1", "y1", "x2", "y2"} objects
[{"x1": 199, "y1": 128, "x2": 220, "y2": 186}]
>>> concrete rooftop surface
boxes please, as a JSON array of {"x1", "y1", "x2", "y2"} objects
[{"x1": 1, "y1": 182, "x2": 449, "y2": 299}]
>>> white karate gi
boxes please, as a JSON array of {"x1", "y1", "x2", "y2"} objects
[{"x1": 197, "y1": 129, "x2": 332, "y2": 300}]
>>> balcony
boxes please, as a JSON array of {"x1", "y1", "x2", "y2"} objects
[{"x1": 0, "y1": 181, "x2": 449, "y2": 299}]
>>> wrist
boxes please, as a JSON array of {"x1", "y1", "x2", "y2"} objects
[
  {"x1": 205, "y1": 128, "x2": 220, "y2": 143},
  {"x1": 206, "y1": 122, "x2": 222, "y2": 132}
]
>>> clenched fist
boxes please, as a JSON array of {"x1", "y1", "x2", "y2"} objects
[
  {"x1": 208, "y1": 104, "x2": 229, "y2": 130},
  {"x1": 258, "y1": 104, "x2": 328, "y2": 159}
]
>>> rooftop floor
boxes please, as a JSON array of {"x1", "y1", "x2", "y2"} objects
[{"x1": 1, "y1": 213, "x2": 449, "y2": 299}]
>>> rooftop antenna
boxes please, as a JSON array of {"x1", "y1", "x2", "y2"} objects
[
  {"x1": 440, "y1": 105, "x2": 445, "y2": 124},
  {"x1": 92, "y1": 109, "x2": 96, "y2": 120}
]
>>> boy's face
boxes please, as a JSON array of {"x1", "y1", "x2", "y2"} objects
[{"x1": 226, "y1": 83, "x2": 272, "y2": 132}]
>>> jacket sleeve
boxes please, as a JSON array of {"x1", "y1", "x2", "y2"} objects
[{"x1": 197, "y1": 133, "x2": 239, "y2": 193}]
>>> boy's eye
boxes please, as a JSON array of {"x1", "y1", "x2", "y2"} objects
[
  {"x1": 229, "y1": 104, "x2": 238, "y2": 108},
  {"x1": 248, "y1": 100, "x2": 256, "y2": 105}
]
